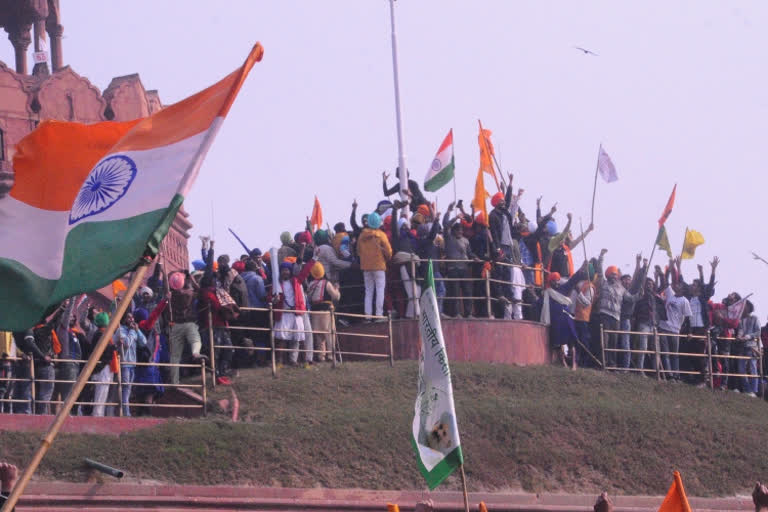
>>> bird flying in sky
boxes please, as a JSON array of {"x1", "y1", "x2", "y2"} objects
[{"x1": 573, "y1": 46, "x2": 599, "y2": 56}]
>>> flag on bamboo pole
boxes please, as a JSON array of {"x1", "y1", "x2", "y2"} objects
[
  {"x1": 111, "y1": 279, "x2": 127, "y2": 298},
  {"x1": 310, "y1": 195, "x2": 323, "y2": 232},
  {"x1": 681, "y1": 228, "x2": 705, "y2": 260},
  {"x1": 0, "y1": 43, "x2": 264, "y2": 331},
  {"x1": 412, "y1": 260, "x2": 463, "y2": 490},
  {"x1": 657, "y1": 471, "x2": 692, "y2": 512},
  {"x1": 424, "y1": 129, "x2": 454, "y2": 192},
  {"x1": 656, "y1": 226, "x2": 673, "y2": 258},
  {"x1": 478, "y1": 120, "x2": 501, "y2": 191},
  {"x1": 470, "y1": 165, "x2": 489, "y2": 229},
  {"x1": 597, "y1": 145, "x2": 618, "y2": 183},
  {"x1": 658, "y1": 184, "x2": 677, "y2": 227}
]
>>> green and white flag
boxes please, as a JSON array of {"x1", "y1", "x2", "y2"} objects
[
  {"x1": 423, "y1": 129, "x2": 455, "y2": 192},
  {"x1": 412, "y1": 260, "x2": 463, "y2": 489}
]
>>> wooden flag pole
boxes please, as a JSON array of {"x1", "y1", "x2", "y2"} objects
[
  {"x1": 589, "y1": 144, "x2": 601, "y2": 225},
  {"x1": 459, "y1": 464, "x2": 470, "y2": 512},
  {"x1": 0, "y1": 262, "x2": 151, "y2": 512},
  {"x1": 578, "y1": 218, "x2": 589, "y2": 267}
]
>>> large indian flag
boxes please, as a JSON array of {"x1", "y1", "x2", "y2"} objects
[
  {"x1": 0, "y1": 44, "x2": 264, "y2": 331},
  {"x1": 412, "y1": 260, "x2": 463, "y2": 490},
  {"x1": 423, "y1": 129, "x2": 454, "y2": 192}
]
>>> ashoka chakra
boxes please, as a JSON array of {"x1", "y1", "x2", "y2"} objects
[{"x1": 69, "y1": 155, "x2": 137, "y2": 225}]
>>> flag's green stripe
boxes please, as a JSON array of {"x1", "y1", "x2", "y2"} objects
[
  {"x1": 424, "y1": 158, "x2": 455, "y2": 192},
  {"x1": 0, "y1": 194, "x2": 183, "y2": 331},
  {"x1": 410, "y1": 437, "x2": 464, "y2": 490}
]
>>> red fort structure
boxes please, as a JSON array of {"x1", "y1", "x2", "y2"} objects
[{"x1": 0, "y1": 0, "x2": 191, "y2": 299}]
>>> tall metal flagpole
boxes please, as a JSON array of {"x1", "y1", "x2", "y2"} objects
[
  {"x1": 389, "y1": 0, "x2": 409, "y2": 202},
  {"x1": 590, "y1": 144, "x2": 601, "y2": 225}
]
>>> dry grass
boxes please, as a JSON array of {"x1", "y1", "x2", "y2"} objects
[{"x1": 1, "y1": 362, "x2": 767, "y2": 496}]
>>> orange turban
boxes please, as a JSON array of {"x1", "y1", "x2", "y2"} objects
[
  {"x1": 475, "y1": 211, "x2": 487, "y2": 226},
  {"x1": 548, "y1": 272, "x2": 562, "y2": 283},
  {"x1": 417, "y1": 204, "x2": 430, "y2": 217},
  {"x1": 490, "y1": 192, "x2": 504, "y2": 207},
  {"x1": 605, "y1": 265, "x2": 619, "y2": 278}
]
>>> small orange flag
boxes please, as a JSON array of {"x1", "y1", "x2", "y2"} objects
[
  {"x1": 658, "y1": 184, "x2": 677, "y2": 227},
  {"x1": 111, "y1": 279, "x2": 127, "y2": 298},
  {"x1": 478, "y1": 120, "x2": 501, "y2": 191},
  {"x1": 310, "y1": 195, "x2": 323, "y2": 232},
  {"x1": 657, "y1": 471, "x2": 692, "y2": 512},
  {"x1": 471, "y1": 165, "x2": 489, "y2": 230},
  {"x1": 479, "y1": 502, "x2": 488, "y2": 512},
  {"x1": 386, "y1": 505, "x2": 400, "y2": 512}
]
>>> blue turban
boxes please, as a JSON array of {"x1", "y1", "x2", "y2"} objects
[
  {"x1": 367, "y1": 212, "x2": 383, "y2": 229},
  {"x1": 133, "y1": 308, "x2": 149, "y2": 324},
  {"x1": 191, "y1": 259, "x2": 206, "y2": 271},
  {"x1": 545, "y1": 220, "x2": 558, "y2": 236}
]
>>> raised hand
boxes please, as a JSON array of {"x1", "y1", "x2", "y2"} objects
[
  {"x1": 352, "y1": 199, "x2": 358, "y2": 209},
  {"x1": 536, "y1": 196, "x2": 542, "y2": 207},
  {"x1": 382, "y1": 171, "x2": 390, "y2": 181},
  {"x1": 600, "y1": 248, "x2": 608, "y2": 256},
  {"x1": 711, "y1": 256, "x2": 720, "y2": 270}
]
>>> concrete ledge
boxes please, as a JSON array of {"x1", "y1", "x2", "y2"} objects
[
  {"x1": 15, "y1": 483, "x2": 754, "y2": 511},
  {"x1": 0, "y1": 414, "x2": 166, "y2": 435}
]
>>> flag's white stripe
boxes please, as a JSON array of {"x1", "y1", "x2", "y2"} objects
[
  {"x1": 0, "y1": 196, "x2": 67, "y2": 279},
  {"x1": 0, "y1": 124, "x2": 217, "y2": 280},
  {"x1": 426, "y1": 145, "x2": 453, "y2": 180},
  {"x1": 69, "y1": 127, "x2": 211, "y2": 227}
]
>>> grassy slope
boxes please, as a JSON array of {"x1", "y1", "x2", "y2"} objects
[{"x1": 1, "y1": 362, "x2": 767, "y2": 496}]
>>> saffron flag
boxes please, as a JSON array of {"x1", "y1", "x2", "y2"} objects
[
  {"x1": 658, "y1": 184, "x2": 677, "y2": 227},
  {"x1": 310, "y1": 195, "x2": 323, "y2": 232},
  {"x1": 424, "y1": 129, "x2": 454, "y2": 192},
  {"x1": 597, "y1": 145, "x2": 618, "y2": 183},
  {"x1": 681, "y1": 228, "x2": 705, "y2": 260},
  {"x1": 111, "y1": 279, "x2": 127, "y2": 298},
  {"x1": 412, "y1": 260, "x2": 463, "y2": 489},
  {"x1": 656, "y1": 226, "x2": 673, "y2": 258},
  {"x1": 0, "y1": 43, "x2": 264, "y2": 331},
  {"x1": 478, "y1": 120, "x2": 501, "y2": 191},
  {"x1": 470, "y1": 165, "x2": 489, "y2": 229},
  {"x1": 657, "y1": 471, "x2": 692, "y2": 512}
]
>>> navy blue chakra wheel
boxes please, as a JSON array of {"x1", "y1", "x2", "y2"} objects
[{"x1": 69, "y1": 155, "x2": 138, "y2": 225}]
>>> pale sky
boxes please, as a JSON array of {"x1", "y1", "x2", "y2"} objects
[{"x1": 2, "y1": 1, "x2": 767, "y2": 314}]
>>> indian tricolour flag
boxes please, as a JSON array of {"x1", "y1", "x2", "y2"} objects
[
  {"x1": 0, "y1": 44, "x2": 264, "y2": 331},
  {"x1": 423, "y1": 129, "x2": 454, "y2": 192},
  {"x1": 412, "y1": 260, "x2": 463, "y2": 490}
]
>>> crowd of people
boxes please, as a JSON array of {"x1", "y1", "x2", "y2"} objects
[{"x1": 0, "y1": 170, "x2": 766, "y2": 416}]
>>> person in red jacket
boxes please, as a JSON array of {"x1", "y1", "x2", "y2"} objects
[{"x1": 198, "y1": 275, "x2": 236, "y2": 385}]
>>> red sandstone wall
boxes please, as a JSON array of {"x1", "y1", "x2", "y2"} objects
[{"x1": 337, "y1": 319, "x2": 550, "y2": 366}]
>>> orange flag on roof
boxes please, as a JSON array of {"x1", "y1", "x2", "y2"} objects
[
  {"x1": 657, "y1": 471, "x2": 692, "y2": 512},
  {"x1": 658, "y1": 184, "x2": 677, "y2": 227},
  {"x1": 310, "y1": 195, "x2": 323, "y2": 232}
]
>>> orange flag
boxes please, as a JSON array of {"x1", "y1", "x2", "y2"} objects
[
  {"x1": 310, "y1": 195, "x2": 323, "y2": 232},
  {"x1": 471, "y1": 165, "x2": 489, "y2": 227},
  {"x1": 478, "y1": 120, "x2": 501, "y2": 191},
  {"x1": 658, "y1": 184, "x2": 677, "y2": 227},
  {"x1": 657, "y1": 471, "x2": 692, "y2": 512},
  {"x1": 111, "y1": 279, "x2": 127, "y2": 298}
]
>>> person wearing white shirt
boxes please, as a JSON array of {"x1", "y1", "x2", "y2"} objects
[{"x1": 658, "y1": 282, "x2": 692, "y2": 381}]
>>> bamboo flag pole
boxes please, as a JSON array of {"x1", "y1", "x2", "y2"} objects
[
  {"x1": 1, "y1": 262, "x2": 151, "y2": 512},
  {"x1": 459, "y1": 464, "x2": 470, "y2": 512},
  {"x1": 589, "y1": 144, "x2": 601, "y2": 225}
]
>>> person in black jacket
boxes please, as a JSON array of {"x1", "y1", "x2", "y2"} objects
[{"x1": 382, "y1": 169, "x2": 428, "y2": 212}]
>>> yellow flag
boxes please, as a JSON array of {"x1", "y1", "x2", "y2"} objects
[
  {"x1": 681, "y1": 228, "x2": 705, "y2": 260},
  {"x1": 657, "y1": 471, "x2": 692, "y2": 512}
]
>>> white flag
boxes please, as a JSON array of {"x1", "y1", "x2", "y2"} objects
[
  {"x1": 597, "y1": 146, "x2": 618, "y2": 183},
  {"x1": 412, "y1": 261, "x2": 463, "y2": 490}
]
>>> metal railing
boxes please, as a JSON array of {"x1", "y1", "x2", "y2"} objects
[
  {"x1": 0, "y1": 354, "x2": 207, "y2": 416},
  {"x1": 599, "y1": 325, "x2": 764, "y2": 397},
  {"x1": 206, "y1": 305, "x2": 394, "y2": 385},
  {"x1": 336, "y1": 258, "x2": 547, "y2": 319}
]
